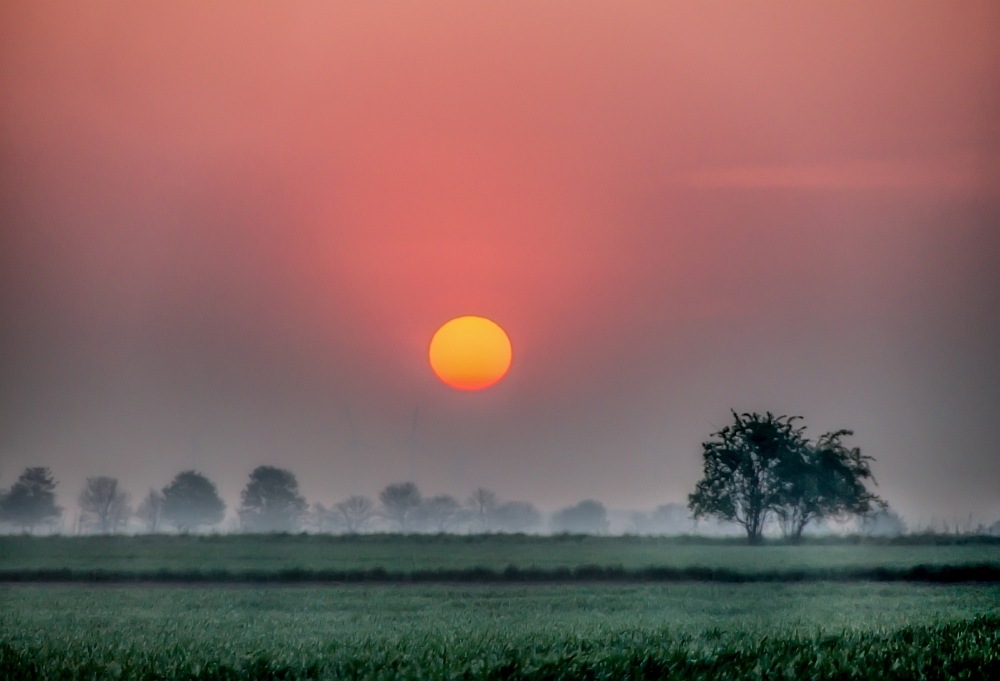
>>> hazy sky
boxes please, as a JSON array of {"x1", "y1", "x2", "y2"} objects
[{"x1": 1, "y1": 2, "x2": 998, "y2": 525}]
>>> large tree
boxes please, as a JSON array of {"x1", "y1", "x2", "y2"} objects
[
  {"x1": 238, "y1": 466, "x2": 308, "y2": 532},
  {"x1": 0, "y1": 467, "x2": 62, "y2": 532},
  {"x1": 78, "y1": 477, "x2": 131, "y2": 533},
  {"x1": 379, "y1": 482, "x2": 422, "y2": 531},
  {"x1": 161, "y1": 470, "x2": 226, "y2": 531},
  {"x1": 688, "y1": 412, "x2": 805, "y2": 544},
  {"x1": 775, "y1": 429, "x2": 885, "y2": 542}
]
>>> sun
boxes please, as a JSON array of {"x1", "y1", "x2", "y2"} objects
[{"x1": 429, "y1": 316, "x2": 512, "y2": 390}]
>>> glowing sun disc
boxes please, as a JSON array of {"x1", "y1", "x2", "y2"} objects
[{"x1": 429, "y1": 316, "x2": 512, "y2": 390}]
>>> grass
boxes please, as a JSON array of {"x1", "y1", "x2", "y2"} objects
[
  {"x1": 4, "y1": 536, "x2": 999, "y2": 678},
  {"x1": 2, "y1": 533, "x2": 999, "y2": 582},
  {"x1": 2, "y1": 583, "x2": 999, "y2": 679}
]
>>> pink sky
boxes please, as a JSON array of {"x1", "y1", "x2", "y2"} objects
[{"x1": 1, "y1": 2, "x2": 998, "y2": 524}]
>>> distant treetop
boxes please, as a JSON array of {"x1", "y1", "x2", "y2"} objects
[
  {"x1": 238, "y1": 465, "x2": 307, "y2": 532},
  {"x1": 161, "y1": 470, "x2": 226, "y2": 531},
  {"x1": 0, "y1": 467, "x2": 62, "y2": 532}
]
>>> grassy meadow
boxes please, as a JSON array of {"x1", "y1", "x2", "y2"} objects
[
  {"x1": 2, "y1": 582, "x2": 999, "y2": 680},
  {"x1": 2, "y1": 533, "x2": 999, "y2": 580},
  {"x1": 3, "y1": 535, "x2": 1000, "y2": 679}
]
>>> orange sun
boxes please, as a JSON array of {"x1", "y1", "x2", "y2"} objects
[{"x1": 429, "y1": 316, "x2": 512, "y2": 390}]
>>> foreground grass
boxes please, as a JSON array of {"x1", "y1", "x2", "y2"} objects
[
  {"x1": 2, "y1": 584, "x2": 999, "y2": 680},
  {"x1": 3, "y1": 534, "x2": 999, "y2": 579}
]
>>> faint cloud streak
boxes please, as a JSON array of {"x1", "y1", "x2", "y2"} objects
[{"x1": 666, "y1": 155, "x2": 997, "y2": 193}]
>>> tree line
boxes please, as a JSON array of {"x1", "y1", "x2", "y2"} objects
[
  {"x1": 0, "y1": 411, "x2": 947, "y2": 539},
  {"x1": 0, "y1": 465, "x2": 610, "y2": 534}
]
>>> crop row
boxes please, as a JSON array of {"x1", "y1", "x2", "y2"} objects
[
  {"x1": 2, "y1": 616, "x2": 998, "y2": 680},
  {"x1": 3, "y1": 562, "x2": 1000, "y2": 584}
]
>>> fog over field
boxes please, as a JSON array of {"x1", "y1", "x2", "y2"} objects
[{"x1": 1, "y1": 1, "x2": 998, "y2": 528}]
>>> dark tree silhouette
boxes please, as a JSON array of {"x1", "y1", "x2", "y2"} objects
[
  {"x1": 551, "y1": 500, "x2": 609, "y2": 534},
  {"x1": 238, "y1": 466, "x2": 307, "y2": 532},
  {"x1": 78, "y1": 477, "x2": 131, "y2": 533},
  {"x1": 775, "y1": 429, "x2": 885, "y2": 542},
  {"x1": 161, "y1": 470, "x2": 226, "y2": 531},
  {"x1": 379, "y1": 482, "x2": 422, "y2": 531},
  {"x1": 0, "y1": 467, "x2": 62, "y2": 532},
  {"x1": 688, "y1": 412, "x2": 805, "y2": 544}
]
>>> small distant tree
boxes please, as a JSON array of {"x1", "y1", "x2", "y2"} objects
[
  {"x1": 136, "y1": 489, "x2": 164, "y2": 533},
  {"x1": 78, "y1": 477, "x2": 131, "y2": 533},
  {"x1": 238, "y1": 466, "x2": 308, "y2": 532},
  {"x1": 493, "y1": 501, "x2": 541, "y2": 533},
  {"x1": 688, "y1": 412, "x2": 803, "y2": 544},
  {"x1": 632, "y1": 503, "x2": 693, "y2": 535},
  {"x1": 466, "y1": 487, "x2": 498, "y2": 532},
  {"x1": 413, "y1": 494, "x2": 463, "y2": 532},
  {"x1": 775, "y1": 429, "x2": 885, "y2": 542},
  {"x1": 334, "y1": 495, "x2": 376, "y2": 533},
  {"x1": 379, "y1": 482, "x2": 422, "y2": 531},
  {"x1": 551, "y1": 500, "x2": 609, "y2": 534},
  {"x1": 0, "y1": 467, "x2": 62, "y2": 532},
  {"x1": 161, "y1": 470, "x2": 226, "y2": 531}
]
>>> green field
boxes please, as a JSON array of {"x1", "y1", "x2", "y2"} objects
[
  {"x1": 2, "y1": 583, "x2": 999, "y2": 680},
  {"x1": 3, "y1": 536, "x2": 999, "y2": 678},
  {"x1": 3, "y1": 533, "x2": 999, "y2": 577}
]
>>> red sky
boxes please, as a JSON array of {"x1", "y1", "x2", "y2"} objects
[{"x1": 1, "y1": 2, "x2": 998, "y2": 524}]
